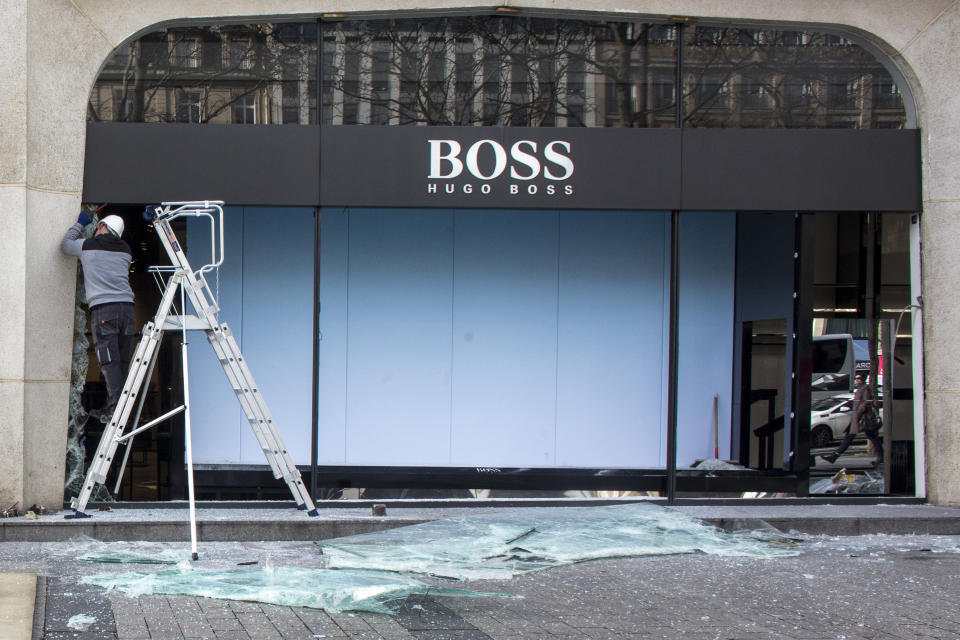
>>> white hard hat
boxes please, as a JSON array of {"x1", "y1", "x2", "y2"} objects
[{"x1": 100, "y1": 214, "x2": 125, "y2": 238}]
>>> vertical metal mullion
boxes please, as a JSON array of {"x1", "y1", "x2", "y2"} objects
[
  {"x1": 666, "y1": 210, "x2": 680, "y2": 503},
  {"x1": 793, "y1": 213, "x2": 815, "y2": 495},
  {"x1": 310, "y1": 18, "x2": 323, "y2": 504},
  {"x1": 665, "y1": 22, "x2": 685, "y2": 504},
  {"x1": 311, "y1": 207, "x2": 321, "y2": 503}
]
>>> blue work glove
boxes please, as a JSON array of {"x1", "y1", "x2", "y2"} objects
[
  {"x1": 77, "y1": 211, "x2": 92, "y2": 226},
  {"x1": 142, "y1": 205, "x2": 158, "y2": 221}
]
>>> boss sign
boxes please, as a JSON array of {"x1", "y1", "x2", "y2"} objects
[{"x1": 427, "y1": 139, "x2": 575, "y2": 197}]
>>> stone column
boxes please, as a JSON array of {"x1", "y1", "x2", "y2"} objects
[
  {"x1": 3, "y1": 1, "x2": 116, "y2": 510},
  {"x1": 897, "y1": 3, "x2": 960, "y2": 506},
  {"x1": 0, "y1": 0, "x2": 29, "y2": 510}
]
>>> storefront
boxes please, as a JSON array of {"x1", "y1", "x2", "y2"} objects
[{"x1": 76, "y1": 14, "x2": 922, "y2": 500}]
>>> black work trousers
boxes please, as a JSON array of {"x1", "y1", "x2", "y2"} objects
[{"x1": 91, "y1": 302, "x2": 136, "y2": 412}]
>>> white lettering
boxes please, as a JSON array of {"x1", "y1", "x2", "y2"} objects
[
  {"x1": 543, "y1": 141, "x2": 574, "y2": 180},
  {"x1": 445, "y1": 184, "x2": 455, "y2": 194},
  {"x1": 481, "y1": 184, "x2": 492, "y2": 194},
  {"x1": 428, "y1": 140, "x2": 463, "y2": 179},
  {"x1": 527, "y1": 184, "x2": 538, "y2": 195},
  {"x1": 546, "y1": 185, "x2": 556, "y2": 195},
  {"x1": 466, "y1": 140, "x2": 508, "y2": 180},
  {"x1": 564, "y1": 184, "x2": 574, "y2": 195},
  {"x1": 509, "y1": 141, "x2": 540, "y2": 180},
  {"x1": 463, "y1": 184, "x2": 473, "y2": 194},
  {"x1": 427, "y1": 183, "x2": 437, "y2": 193},
  {"x1": 510, "y1": 184, "x2": 519, "y2": 194}
]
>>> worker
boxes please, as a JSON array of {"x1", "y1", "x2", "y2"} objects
[{"x1": 61, "y1": 210, "x2": 135, "y2": 424}]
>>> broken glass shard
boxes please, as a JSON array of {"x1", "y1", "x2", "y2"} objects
[
  {"x1": 318, "y1": 502, "x2": 799, "y2": 580},
  {"x1": 81, "y1": 566, "x2": 515, "y2": 615},
  {"x1": 68, "y1": 535, "x2": 183, "y2": 564}
]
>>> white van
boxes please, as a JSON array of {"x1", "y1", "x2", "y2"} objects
[{"x1": 812, "y1": 333, "x2": 855, "y2": 403}]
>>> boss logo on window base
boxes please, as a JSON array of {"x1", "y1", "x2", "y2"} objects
[{"x1": 427, "y1": 139, "x2": 575, "y2": 196}]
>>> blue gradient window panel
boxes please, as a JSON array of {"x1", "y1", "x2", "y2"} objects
[{"x1": 184, "y1": 207, "x2": 746, "y2": 469}]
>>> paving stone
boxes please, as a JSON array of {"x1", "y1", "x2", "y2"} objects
[
  {"x1": 295, "y1": 608, "x2": 350, "y2": 637},
  {"x1": 207, "y1": 616, "x2": 243, "y2": 631},
  {"x1": 329, "y1": 612, "x2": 375, "y2": 632},
  {"x1": 179, "y1": 617, "x2": 217, "y2": 638},
  {"x1": 409, "y1": 631, "x2": 497, "y2": 640},
  {"x1": 41, "y1": 577, "x2": 118, "y2": 637},
  {"x1": 229, "y1": 600, "x2": 264, "y2": 613},
  {"x1": 199, "y1": 598, "x2": 236, "y2": 615},
  {"x1": 236, "y1": 611, "x2": 283, "y2": 639},
  {"x1": 168, "y1": 595, "x2": 204, "y2": 615},
  {"x1": 116, "y1": 619, "x2": 151, "y2": 639}
]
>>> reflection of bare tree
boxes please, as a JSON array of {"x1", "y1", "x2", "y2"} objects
[
  {"x1": 326, "y1": 18, "x2": 580, "y2": 126},
  {"x1": 86, "y1": 18, "x2": 905, "y2": 130},
  {"x1": 324, "y1": 18, "x2": 683, "y2": 128},
  {"x1": 682, "y1": 28, "x2": 903, "y2": 129},
  {"x1": 88, "y1": 24, "x2": 317, "y2": 124}
]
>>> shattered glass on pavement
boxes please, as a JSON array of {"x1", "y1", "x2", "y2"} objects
[
  {"x1": 810, "y1": 469, "x2": 885, "y2": 494},
  {"x1": 82, "y1": 566, "x2": 515, "y2": 614},
  {"x1": 78, "y1": 503, "x2": 799, "y2": 614},
  {"x1": 317, "y1": 502, "x2": 799, "y2": 581},
  {"x1": 67, "y1": 536, "x2": 182, "y2": 565}
]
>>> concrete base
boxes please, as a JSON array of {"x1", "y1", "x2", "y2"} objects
[{"x1": 2, "y1": 501, "x2": 960, "y2": 542}]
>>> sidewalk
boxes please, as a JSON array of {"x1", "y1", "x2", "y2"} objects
[{"x1": 5, "y1": 500, "x2": 960, "y2": 639}]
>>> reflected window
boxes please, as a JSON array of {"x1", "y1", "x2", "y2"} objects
[
  {"x1": 176, "y1": 91, "x2": 201, "y2": 123},
  {"x1": 874, "y1": 71, "x2": 902, "y2": 109},
  {"x1": 88, "y1": 17, "x2": 908, "y2": 129},
  {"x1": 566, "y1": 48, "x2": 586, "y2": 126},
  {"x1": 228, "y1": 37, "x2": 253, "y2": 70},
  {"x1": 741, "y1": 76, "x2": 768, "y2": 110},
  {"x1": 282, "y1": 80, "x2": 300, "y2": 124},
  {"x1": 172, "y1": 37, "x2": 201, "y2": 68},
  {"x1": 682, "y1": 26, "x2": 905, "y2": 128},
  {"x1": 232, "y1": 94, "x2": 256, "y2": 123},
  {"x1": 784, "y1": 81, "x2": 813, "y2": 108}
]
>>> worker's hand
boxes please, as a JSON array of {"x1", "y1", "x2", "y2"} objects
[
  {"x1": 77, "y1": 212, "x2": 92, "y2": 226},
  {"x1": 142, "y1": 205, "x2": 158, "y2": 221}
]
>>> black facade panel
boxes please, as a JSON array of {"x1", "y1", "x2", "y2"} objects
[
  {"x1": 319, "y1": 126, "x2": 682, "y2": 210},
  {"x1": 84, "y1": 123, "x2": 921, "y2": 212},
  {"x1": 681, "y1": 129, "x2": 922, "y2": 212},
  {"x1": 83, "y1": 123, "x2": 320, "y2": 206}
]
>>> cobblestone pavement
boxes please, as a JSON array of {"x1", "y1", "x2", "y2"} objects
[{"x1": 5, "y1": 533, "x2": 960, "y2": 639}]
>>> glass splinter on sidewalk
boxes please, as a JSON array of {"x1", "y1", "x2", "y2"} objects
[
  {"x1": 69, "y1": 536, "x2": 183, "y2": 564},
  {"x1": 80, "y1": 503, "x2": 798, "y2": 614},
  {"x1": 318, "y1": 503, "x2": 800, "y2": 581},
  {"x1": 81, "y1": 567, "x2": 515, "y2": 614}
]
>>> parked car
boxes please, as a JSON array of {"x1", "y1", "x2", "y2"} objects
[{"x1": 809, "y1": 393, "x2": 883, "y2": 449}]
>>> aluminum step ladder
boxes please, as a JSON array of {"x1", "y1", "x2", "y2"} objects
[{"x1": 69, "y1": 201, "x2": 318, "y2": 531}]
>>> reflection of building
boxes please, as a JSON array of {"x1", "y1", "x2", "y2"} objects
[
  {"x1": 88, "y1": 24, "x2": 318, "y2": 125},
  {"x1": 8, "y1": 3, "x2": 960, "y2": 513},
  {"x1": 88, "y1": 21, "x2": 905, "y2": 130}
]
